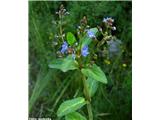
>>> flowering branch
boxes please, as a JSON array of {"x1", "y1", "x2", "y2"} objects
[{"x1": 49, "y1": 4, "x2": 122, "y2": 120}]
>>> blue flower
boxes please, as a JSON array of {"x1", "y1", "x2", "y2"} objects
[
  {"x1": 87, "y1": 30, "x2": 95, "y2": 38},
  {"x1": 81, "y1": 45, "x2": 89, "y2": 57},
  {"x1": 61, "y1": 41, "x2": 68, "y2": 54}
]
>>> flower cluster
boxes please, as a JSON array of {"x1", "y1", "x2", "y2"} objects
[
  {"x1": 77, "y1": 16, "x2": 90, "y2": 35},
  {"x1": 55, "y1": 4, "x2": 69, "y2": 16},
  {"x1": 52, "y1": 4, "x2": 70, "y2": 50},
  {"x1": 81, "y1": 45, "x2": 89, "y2": 57},
  {"x1": 103, "y1": 17, "x2": 116, "y2": 31},
  {"x1": 53, "y1": 4, "x2": 122, "y2": 67},
  {"x1": 87, "y1": 30, "x2": 95, "y2": 38},
  {"x1": 103, "y1": 17, "x2": 114, "y2": 25},
  {"x1": 60, "y1": 41, "x2": 90, "y2": 59}
]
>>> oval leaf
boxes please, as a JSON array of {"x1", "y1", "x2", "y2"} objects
[
  {"x1": 81, "y1": 64, "x2": 107, "y2": 84},
  {"x1": 49, "y1": 55, "x2": 78, "y2": 72},
  {"x1": 67, "y1": 32, "x2": 76, "y2": 45},
  {"x1": 57, "y1": 97, "x2": 86, "y2": 117},
  {"x1": 65, "y1": 112, "x2": 87, "y2": 120},
  {"x1": 86, "y1": 77, "x2": 98, "y2": 97}
]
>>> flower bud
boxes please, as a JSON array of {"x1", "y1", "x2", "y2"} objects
[
  {"x1": 55, "y1": 11, "x2": 59, "y2": 14},
  {"x1": 65, "y1": 12, "x2": 70, "y2": 15},
  {"x1": 112, "y1": 26, "x2": 116, "y2": 31}
]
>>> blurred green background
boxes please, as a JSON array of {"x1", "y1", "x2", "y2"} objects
[{"x1": 29, "y1": 1, "x2": 132, "y2": 120}]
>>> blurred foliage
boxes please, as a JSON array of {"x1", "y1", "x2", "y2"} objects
[{"x1": 29, "y1": 1, "x2": 132, "y2": 120}]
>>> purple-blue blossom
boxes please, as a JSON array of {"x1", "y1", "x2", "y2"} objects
[
  {"x1": 87, "y1": 30, "x2": 95, "y2": 38},
  {"x1": 61, "y1": 41, "x2": 68, "y2": 54},
  {"x1": 81, "y1": 45, "x2": 89, "y2": 57}
]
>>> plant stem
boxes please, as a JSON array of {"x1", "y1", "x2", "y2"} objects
[
  {"x1": 59, "y1": 14, "x2": 64, "y2": 42},
  {"x1": 87, "y1": 103, "x2": 93, "y2": 120},
  {"x1": 82, "y1": 75, "x2": 93, "y2": 120}
]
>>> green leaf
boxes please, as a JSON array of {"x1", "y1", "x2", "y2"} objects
[
  {"x1": 29, "y1": 69, "x2": 53, "y2": 112},
  {"x1": 65, "y1": 112, "x2": 87, "y2": 120},
  {"x1": 49, "y1": 55, "x2": 79, "y2": 72},
  {"x1": 81, "y1": 28, "x2": 98, "y2": 48},
  {"x1": 67, "y1": 32, "x2": 76, "y2": 45},
  {"x1": 81, "y1": 64, "x2": 107, "y2": 84},
  {"x1": 57, "y1": 97, "x2": 86, "y2": 117},
  {"x1": 86, "y1": 77, "x2": 98, "y2": 97},
  {"x1": 90, "y1": 27, "x2": 98, "y2": 33}
]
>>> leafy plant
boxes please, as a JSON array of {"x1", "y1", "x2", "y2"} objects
[
  {"x1": 48, "y1": 4, "x2": 123, "y2": 120},
  {"x1": 29, "y1": 1, "x2": 132, "y2": 120}
]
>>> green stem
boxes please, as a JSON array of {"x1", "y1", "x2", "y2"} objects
[
  {"x1": 59, "y1": 14, "x2": 64, "y2": 42},
  {"x1": 82, "y1": 75, "x2": 93, "y2": 120},
  {"x1": 87, "y1": 103, "x2": 93, "y2": 120}
]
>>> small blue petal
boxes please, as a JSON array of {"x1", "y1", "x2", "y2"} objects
[
  {"x1": 87, "y1": 30, "x2": 95, "y2": 38},
  {"x1": 61, "y1": 41, "x2": 68, "y2": 54},
  {"x1": 81, "y1": 45, "x2": 89, "y2": 57}
]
